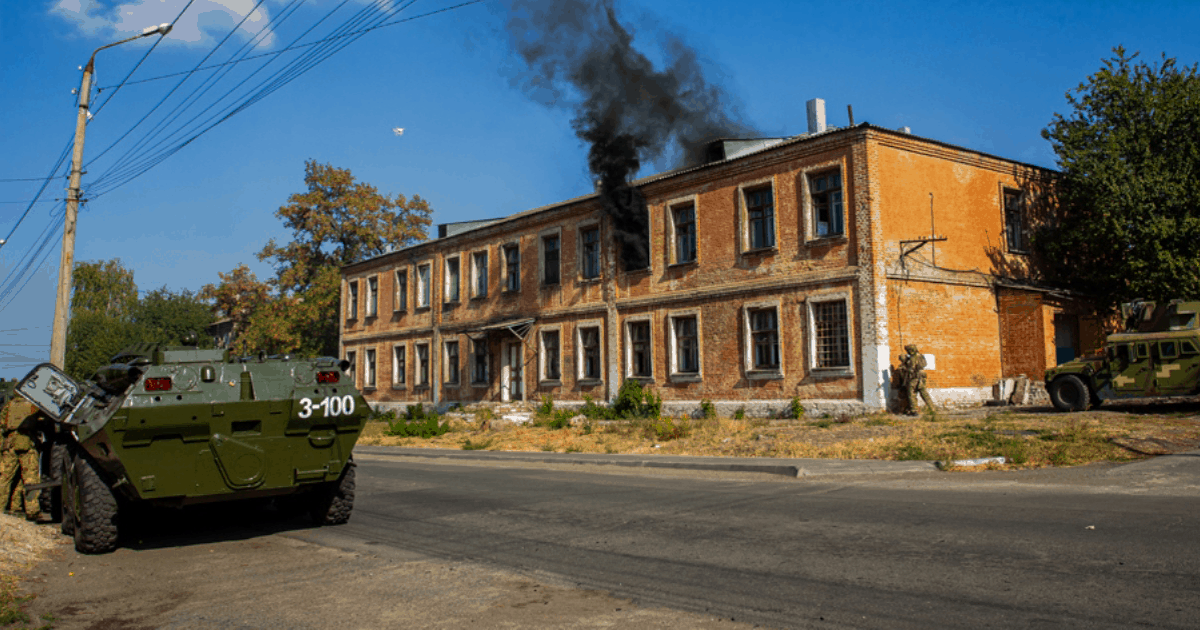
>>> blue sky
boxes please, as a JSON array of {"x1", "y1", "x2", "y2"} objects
[{"x1": 1, "y1": 0, "x2": 1197, "y2": 378}]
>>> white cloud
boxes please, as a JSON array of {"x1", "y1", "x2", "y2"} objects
[{"x1": 52, "y1": 0, "x2": 277, "y2": 48}]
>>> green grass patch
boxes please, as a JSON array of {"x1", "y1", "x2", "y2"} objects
[{"x1": 385, "y1": 404, "x2": 450, "y2": 438}]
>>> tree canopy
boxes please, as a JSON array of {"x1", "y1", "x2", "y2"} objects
[
  {"x1": 208, "y1": 160, "x2": 432, "y2": 357},
  {"x1": 1039, "y1": 47, "x2": 1200, "y2": 312},
  {"x1": 66, "y1": 259, "x2": 215, "y2": 380}
]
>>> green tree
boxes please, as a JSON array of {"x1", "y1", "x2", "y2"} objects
[
  {"x1": 66, "y1": 259, "x2": 139, "y2": 380},
  {"x1": 239, "y1": 160, "x2": 432, "y2": 356},
  {"x1": 133, "y1": 287, "x2": 216, "y2": 347},
  {"x1": 1039, "y1": 47, "x2": 1200, "y2": 312}
]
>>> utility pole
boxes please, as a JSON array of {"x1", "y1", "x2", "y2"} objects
[{"x1": 49, "y1": 23, "x2": 172, "y2": 368}]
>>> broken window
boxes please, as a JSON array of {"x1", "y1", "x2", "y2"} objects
[
  {"x1": 366, "y1": 276, "x2": 378, "y2": 317},
  {"x1": 445, "y1": 257, "x2": 461, "y2": 303},
  {"x1": 472, "y1": 251, "x2": 488, "y2": 298},
  {"x1": 673, "y1": 315, "x2": 699, "y2": 375},
  {"x1": 628, "y1": 320, "x2": 652, "y2": 378},
  {"x1": 579, "y1": 326, "x2": 602, "y2": 380},
  {"x1": 417, "y1": 264, "x2": 431, "y2": 308},
  {"x1": 444, "y1": 341, "x2": 459, "y2": 385},
  {"x1": 393, "y1": 345, "x2": 406, "y2": 386},
  {"x1": 541, "y1": 330, "x2": 561, "y2": 381},
  {"x1": 394, "y1": 269, "x2": 407, "y2": 311}
]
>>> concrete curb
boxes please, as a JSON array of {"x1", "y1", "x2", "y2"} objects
[{"x1": 353, "y1": 445, "x2": 940, "y2": 478}]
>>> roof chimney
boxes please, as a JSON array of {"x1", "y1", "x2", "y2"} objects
[{"x1": 806, "y1": 98, "x2": 826, "y2": 134}]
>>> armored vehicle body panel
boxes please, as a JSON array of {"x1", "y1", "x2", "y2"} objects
[{"x1": 17, "y1": 344, "x2": 366, "y2": 553}]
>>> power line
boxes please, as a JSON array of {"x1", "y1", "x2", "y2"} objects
[
  {"x1": 90, "y1": 0, "x2": 199, "y2": 120},
  {"x1": 95, "y1": 1, "x2": 483, "y2": 91},
  {"x1": 0, "y1": 177, "x2": 61, "y2": 183}
]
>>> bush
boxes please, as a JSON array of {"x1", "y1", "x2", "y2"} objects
[
  {"x1": 613, "y1": 379, "x2": 662, "y2": 419},
  {"x1": 536, "y1": 408, "x2": 576, "y2": 430},
  {"x1": 700, "y1": 399, "x2": 717, "y2": 419},
  {"x1": 580, "y1": 395, "x2": 617, "y2": 420},
  {"x1": 788, "y1": 397, "x2": 805, "y2": 419},
  {"x1": 733, "y1": 406, "x2": 746, "y2": 420},
  {"x1": 537, "y1": 395, "x2": 555, "y2": 418},
  {"x1": 385, "y1": 404, "x2": 450, "y2": 438}
]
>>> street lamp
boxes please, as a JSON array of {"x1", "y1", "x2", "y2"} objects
[{"x1": 49, "y1": 23, "x2": 172, "y2": 369}]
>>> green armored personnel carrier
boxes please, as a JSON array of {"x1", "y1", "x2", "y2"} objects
[
  {"x1": 16, "y1": 342, "x2": 367, "y2": 553},
  {"x1": 1045, "y1": 300, "x2": 1200, "y2": 412}
]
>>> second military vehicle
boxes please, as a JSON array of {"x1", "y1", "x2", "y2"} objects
[
  {"x1": 1045, "y1": 300, "x2": 1200, "y2": 412},
  {"x1": 17, "y1": 340, "x2": 367, "y2": 553}
]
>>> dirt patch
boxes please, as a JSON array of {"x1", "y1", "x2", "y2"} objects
[{"x1": 1, "y1": 513, "x2": 70, "y2": 627}]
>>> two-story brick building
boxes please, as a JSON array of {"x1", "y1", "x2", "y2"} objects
[{"x1": 340, "y1": 108, "x2": 1100, "y2": 415}]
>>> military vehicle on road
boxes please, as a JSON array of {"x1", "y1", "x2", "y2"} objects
[
  {"x1": 1045, "y1": 300, "x2": 1200, "y2": 412},
  {"x1": 16, "y1": 342, "x2": 367, "y2": 553}
]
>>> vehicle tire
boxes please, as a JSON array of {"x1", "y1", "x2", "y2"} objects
[
  {"x1": 61, "y1": 453, "x2": 75, "y2": 536},
  {"x1": 39, "y1": 442, "x2": 68, "y2": 523},
  {"x1": 310, "y1": 461, "x2": 355, "y2": 526},
  {"x1": 1050, "y1": 375, "x2": 1091, "y2": 412},
  {"x1": 72, "y1": 455, "x2": 119, "y2": 554}
]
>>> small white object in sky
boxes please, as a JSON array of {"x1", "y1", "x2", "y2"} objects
[{"x1": 393, "y1": 127, "x2": 405, "y2": 136}]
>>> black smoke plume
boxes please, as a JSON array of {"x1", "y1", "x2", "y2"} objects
[{"x1": 506, "y1": 0, "x2": 754, "y2": 270}]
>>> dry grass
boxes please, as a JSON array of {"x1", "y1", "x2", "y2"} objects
[
  {"x1": 1, "y1": 513, "x2": 63, "y2": 628},
  {"x1": 358, "y1": 407, "x2": 1200, "y2": 469}
]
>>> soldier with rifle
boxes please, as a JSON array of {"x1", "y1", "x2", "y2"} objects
[
  {"x1": 1, "y1": 382, "x2": 46, "y2": 521},
  {"x1": 896, "y1": 345, "x2": 936, "y2": 415}
]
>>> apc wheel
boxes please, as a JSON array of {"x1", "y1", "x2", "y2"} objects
[
  {"x1": 1050, "y1": 375, "x2": 1091, "y2": 412},
  {"x1": 310, "y1": 461, "x2": 355, "y2": 526},
  {"x1": 72, "y1": 456, "x2": 119, "y2": 554},
  {"x1": 39, "y1": 443, "x2": 68, "y2": 523}
]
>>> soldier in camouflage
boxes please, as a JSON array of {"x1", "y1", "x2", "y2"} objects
[
  {"x1": 897, "y1": 345, "x2": 936, "y2": 416},
  {"x1": 1, "y1": 390, "x2": 44, "y2": 520}
]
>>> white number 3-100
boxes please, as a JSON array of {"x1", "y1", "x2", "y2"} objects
[{"x1": 298, "y1": 395, "x2": 356, "y2": 419}]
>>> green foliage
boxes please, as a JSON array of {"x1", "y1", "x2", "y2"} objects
[
  {"x1": 788, "y1": 397, "x2": 806, "y2": 419},
  {"x1": 132, "y1": 287, "x2": 216, "y2": 346},
  {"x1": 612, "y1": 379, "x2": 662, "y2": 419},
  {"x1": 580, "y1": 395, "x2": 618, "y2": 420},
  {"x1": 384, "y1": 404, "x2": 449, "y2": 438},
  {"x1": 700, "y1": 399, "x2": 717, "y2": 419},
  {"x1": 535, "y1": 408, "x2": 576, "y2": 430},
  {"x1": 212, "y1": 160, "x2": 432, "y2": 356},
  {"x1": 733, "y1": 406, "x2": 746, "y2": 420},
  {"x1": 809, "y1": 419, "x2": 833, "y2": 429},
  {"x1": 65, "y1": 260, "x2": 215, "y2": 381},
  {"x1": 537, "y1": 395, "x2": 555, "y2": 417},
  {"x1": 642, "y1": 416, "x2": 690, "y2": 441},
  {"x1": 1040, "y1": 48, "x2": 1200, "y2": 311}
]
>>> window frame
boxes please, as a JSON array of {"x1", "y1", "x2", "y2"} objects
[
  {"x1": 575, "y1": 319, "x2": 604, "y2": 384},
  {"x1": 444, "y1": 255, "x2": 462, "y2": 304},
  {"x1": 805, "y1": 165, "x2": 845, "y2": 240},
  {"x1": 392, "y1": 343, "x2": 407, "y2": 388},
  {"x1": 416, "y1": 263, "x2": 432, "y2": 309},
  {"x1": 578, "y1": 221, "x2": 601, "y2": 280},
  {"x1": 805, "y1": 291, "x2": 855, "y2": 377},
  {"x1": 666, "y1": 195, "x2": 699, "y2": 266},
  {"x1": 366, "y1": 275, "x2": 379, "y2": 318},
  {"x1": 540, "y1": 229, "x2": 561, "y2": 287},
  {"x1": 502, "y1": 242, "x2": 521, "y2": 293},
  {"x1": 414, "y1": 342, "x2": 430, "y2": 388},
  {"x1": 742, "y1": 299, "x2": 784, "y2": 379},
  {"x1": 738, "y1": 178, "x2": 777, "y2": 254},
  {"x1": 1002, "y1": 187, "x2": 1027, "y2": 253},
  {"x1": 624, "y1": 316, "x2": 654, "y2": 381},
  {"x1": 667, "y1": 308, "x2": 703, "y2": 382},
  {"x1": 470, "y1": 249, "x2": 489, "y2": 299},
  {"x1": 538, "y1": 326, "x2": 563, "y2": 385},
  {"x1": 345, "y1": 350, "x2": 358, "y2": 388},
  {"x1": 471, "y1": 338, "x2": 490, "y2": 386},
  {"x1": 394, "y1": 268, "x2": 408, "y2": 312},
  {"x1": 443, "y1": 339, "x2": 460, "y2": 385},
  {"x1": 364, "y1": 347, "x2": 377, "y2": 390},
  {"x1": 346, "y1": 280, "x2": 359, "y2": 320}
]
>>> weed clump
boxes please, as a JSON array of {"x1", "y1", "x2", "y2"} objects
[
  {"x1": 385, "y1": 404, "x2": 450, "y2": 438},
  {"x1": 788, "y1": 396, "x2": 805, "y2": 419}
]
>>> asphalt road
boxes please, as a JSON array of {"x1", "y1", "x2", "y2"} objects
[
  {"x1": 291, "y1": 454, "x2": 1200, "y2": 629},
  {"x1": 20, "y1": 452, "x2": 1200, "y2": 629}
]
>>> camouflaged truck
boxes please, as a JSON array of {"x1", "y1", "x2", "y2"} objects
[
  {"x1": 16, "y1": 341, "x2": 366, "y2": 554},
  {"x1": 1045, "y1": 300, "x2": 1200, "y2": 412}
]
